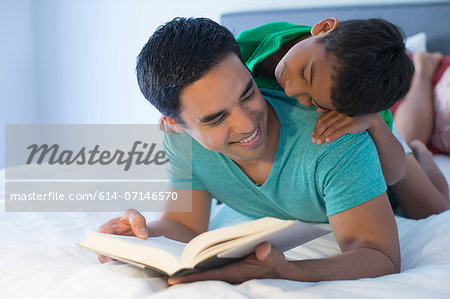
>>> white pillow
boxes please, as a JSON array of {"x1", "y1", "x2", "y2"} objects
[{"x1": 405, "y1": 32, "x2": 427, "y2": 53}]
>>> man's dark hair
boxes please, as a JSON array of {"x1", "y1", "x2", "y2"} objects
[
  {"x1": 318, "y1": 18, "x2": 415, "y2": 115},
  {"x1": 136, "y1": 17, "x2": 242, "y2": 122}
]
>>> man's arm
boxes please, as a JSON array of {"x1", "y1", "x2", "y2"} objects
[
  {"x1": 157, "y1": 189, "x2": 212, "y2": 238},
  {"x1": 97, "y1": 189, "x2": 212, "y2": 263},
  {"x1": 168, "y1": 192, "x2": 399, "y2": 284},
  {"x1": 280, "y1": 192, "x2": 400, "y2": 281}
]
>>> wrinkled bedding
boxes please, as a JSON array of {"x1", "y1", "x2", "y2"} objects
[{"x1": 1, "y1": 155, "x2": 450, "y2": 299}]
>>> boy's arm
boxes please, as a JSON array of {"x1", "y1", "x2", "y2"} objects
[
  {"x1": 167, "y1": 192, "x2": 400, "y2": 284},
  {"x1": 312, "y1": 110, "x2": 406, "y2": 185},
  {"x1": 366, "y1": 113, "x2": 406, "y2": 185},
  {"x1": 97, "y1": 189, "x2": 212, "y2": 263}
]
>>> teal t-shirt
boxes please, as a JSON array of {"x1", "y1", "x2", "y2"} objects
[
  {"x1": 236, "y1": 22, "x2": 393, "y2": 130},
  {"x1": 163, "y1": 89, "x2": 387, "y2": 223}
]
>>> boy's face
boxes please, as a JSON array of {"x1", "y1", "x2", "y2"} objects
[
  {"x1": 177, "y1": 54, "x2": 274, "y2": 164},
  {"x1": 275, "y1": 26, "x2": 338, "y2": 111}
]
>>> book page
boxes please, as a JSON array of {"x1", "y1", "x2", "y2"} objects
[
  {"x1": 110, "y1": 235, "x2": 186, "y2": 259},
  {"x1": 182, "y1": 217, "x2": 293, "y2": 263},
  {"x1": 180, "y1": 219, "x2": 329, "y2": 268},
  {"x1": 217, "y1": 221, "x2": 330, "y2": 258},
  {"x1": 79, "y1": 233, "x2": 187, "y2": 275}
]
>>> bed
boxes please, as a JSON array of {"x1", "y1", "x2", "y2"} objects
[
  {"x1": 2, "y1": 2, "x2": 450, "y2": 298},
  {"x1": 1, "y1": 156, "x2": 450, "y2": 298}
]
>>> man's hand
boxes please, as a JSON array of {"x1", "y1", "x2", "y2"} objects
[
  {"x1": 167, "y1": 242, "x2": 288, "y2": 285},
  {"x1": 312, "y1": 109, "x2": 377, "y2": 144},
  {"x1": 97, "y1": 208, "x2": 148, "y2": 263}
]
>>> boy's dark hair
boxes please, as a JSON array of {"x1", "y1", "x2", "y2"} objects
[
  {"x1": 136, "y1": 17, "x2": 243, "y2": 122},
  {"x1": 318, "y1": 18, "x2": 415, "y2": 115}
]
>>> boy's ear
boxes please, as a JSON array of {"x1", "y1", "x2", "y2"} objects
[
  {"x1": 311, "y1": 17, "x2": 339, "y2": 36},
  {"x1": 161, "y1": 116, "x2": 187, "y2": 133}
]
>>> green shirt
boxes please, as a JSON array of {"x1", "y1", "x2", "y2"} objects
[
  {"x1": 236, "y1": 22, "x2": 393, "y2": 130},
  {"x1": 164, "y1": 89, "x2": 386, "y2": 223}
]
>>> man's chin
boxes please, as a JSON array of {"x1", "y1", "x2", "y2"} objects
[{"x1": 227, "y1": 143, "x2": 267, "y2": 163}]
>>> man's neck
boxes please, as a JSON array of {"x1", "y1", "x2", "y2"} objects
[{"x1": 232, "y1": 101, "x2": 280, "y2": 186}]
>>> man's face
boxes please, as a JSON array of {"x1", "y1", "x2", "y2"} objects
[
  {"x1": 275, "y1": 36, "x2": 337, "y2": 111},
  {"x1": 178, "y1": 54, "x2": 271, "y2": 163}
]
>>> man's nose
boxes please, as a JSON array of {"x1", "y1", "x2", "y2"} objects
[{"x1": 230, "y1": 107, "x2": 254, "y2": 133}]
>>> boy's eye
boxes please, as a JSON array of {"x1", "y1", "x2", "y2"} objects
[{"x1": 299, "y1": 66, "x2": 306, "y2": 79}]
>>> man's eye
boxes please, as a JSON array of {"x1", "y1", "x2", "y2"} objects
[
  {"x1": 209, "y1": 115, "x2": 226, "y2": 127},
  {"x1": 242, "y1": 89, "x2": 255, "y2": 102}
]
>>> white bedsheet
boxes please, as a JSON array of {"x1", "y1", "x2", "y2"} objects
[{"x1": 1, "y1": 155, "x2": 450, "y2": 299}]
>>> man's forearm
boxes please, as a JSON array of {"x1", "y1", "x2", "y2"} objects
[
  {"x1": 146, "y1": 219, "x2": 199, "y2": 243},
  {"x1": 280, "y1": 247, "x2": 399, "y2": 282}
]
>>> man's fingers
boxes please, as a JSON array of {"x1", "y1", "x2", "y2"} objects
[
  {"x1": 97, "y1": 221, "x2": 117, "y2": 234},
  {"x1": 168, "y1": 269, "x2": 214, "y2": 284},
  {"x1": 96, "y1": 208, "x2": 148, "y2": 264},
  {"x1": 168, "y1": 266, "x2": 233, "y2": 285},
  {"x1": 98, "y1": 254, "x2": 116, "y2": 263},
  {"x1": 255, "y1": 242, "x2": 272, "y2": 261},
  {"x1": 120, "y1": 209, "x2": 148, "y2": 239},
  {"x1": 168, "y1": 243, "x2": 276, "y2": 285}
]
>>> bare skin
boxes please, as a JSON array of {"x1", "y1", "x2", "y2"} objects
[
  {"x1": 99, "y1": 52, "x2": 401, "y2": 283},
  {"x1": 410, "y1": 140, "x2": 449, "y2": 200},
  {"x1": 387, "y1": 52, "x2": 449, "y2": 219},
  {"x1": 158, "y1": 46, "x2": 448, "y2": 219},
  {"x1": 158, "y1": 48, "x2": 448, "y2": 219},
  {"x1": 394, "y1": 52, "x2": 443, "y2": 144},
  {"x1": 275, "y1": 44, "x2": 449, "y2": 219}
]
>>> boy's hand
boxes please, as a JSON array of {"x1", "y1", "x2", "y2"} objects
[
  {"x1": 312, "y1": 109, "x2": 377, "y2": 144},
  {"x1": 97, "y1": 209, "x2": 148, "y2": 263}
]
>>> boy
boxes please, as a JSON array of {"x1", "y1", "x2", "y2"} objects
[{"x1": 237, "y1": 18, "x2": 449, "y2": 218}]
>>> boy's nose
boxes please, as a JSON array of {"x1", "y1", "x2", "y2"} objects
[{"x1": 285, "y1": 76, "x2": 306, "y2": 96}]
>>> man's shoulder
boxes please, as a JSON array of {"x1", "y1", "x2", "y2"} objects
[
  {"x1": 317, "y1": 131, "x2": 376, "y2": 168},
  {"x1": 163, "y1": 132, "x2": 219, "y2": 168},
  {"x1": 163, "y1": 131, "x2": 192, "y2": 148},
  {"x1": 261, "y1": 88, "x2": 374, "y2": 146},
  {"x1": 163, "y1": 132, "x2": 203, "y2": 157},
  {"x1": 261, "y1": 88, "x2": 318, "y2": 124}
]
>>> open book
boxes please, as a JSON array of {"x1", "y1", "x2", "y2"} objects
[{"x1": 79, "y1": 217, "x2": 330, "y2": 277}]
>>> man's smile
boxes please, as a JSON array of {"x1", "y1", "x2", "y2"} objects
[{"x1": 231, "y1": 126, "x2": 261, "y2": 147}]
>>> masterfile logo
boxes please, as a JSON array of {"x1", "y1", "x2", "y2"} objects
[
  {"x1": 26, "y1": 141, "x2": 169, "y2": 171},
  {"x1": 4, "y1": 124, "x2": 192, "y2": 212}
]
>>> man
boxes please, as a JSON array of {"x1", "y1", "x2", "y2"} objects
[{"x1": 99, "y1": 17, "x2": 399, "y2": 284}]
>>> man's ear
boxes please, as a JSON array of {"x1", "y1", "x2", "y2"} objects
[
  {"x1": 311, "y1": 17, "x2": 339, "y2": 36},
  {"x1": 161, "y1": 116, "x2": 187, "y2": 133}
]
